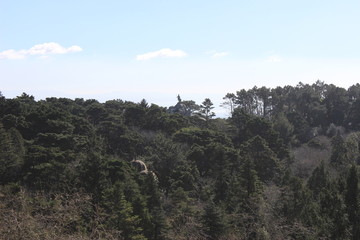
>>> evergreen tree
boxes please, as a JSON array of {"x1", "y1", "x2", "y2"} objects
[
  {"x1": 0, "y1": 123, "x2": 24, "y2": 183},
  {"x1": 199, "y1": 98, "x2": 216, "y2": 122},
  {"x1": 221, "y1": 93, "x2": 236, "y2": 115},
  {"x1": 202, "y1": 201, "x2": 227, "y2": 240},
  {"x1": 307, "y1": 161, "x2": 328, "y2": 199},
  {"x1": 272, "y1": 112, "x2": 294, "y2": 144},
  {"x1": 241, "y1": 136, "x2": 281, "y2": 182},
  {"x1": 102, "y1": 181, "x2": 147, "y2": 240},
  {"x1": 345, "y1": 165, "x2": 360, "y2": 239},
  {"x1": 142, "y1": 174, "x2": 167, "y2": 240},
  {"x1": 331, "y1": 133, "x2": 349, "y2": 165},
  {"x1": 2, "y1": 82, "x2": 360, "y2": 239},
  {"x1": 241, "y1": 157, "x2": 262, "y2": 198}
]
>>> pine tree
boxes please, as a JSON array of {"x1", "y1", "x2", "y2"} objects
[
  {"x1": 199, "y1": 98, "x2": 216, "y2": 122},
  {"x1": 345, "y1": 165, "x2": 360, "y2": 239},
  {"x1": 202, "y1": 201, "x2": 227, "y2": 239},
  {"x1": 241, "y1": 136, "x2": 281, "y2": 182},
  {"x1": 307, "y1": 161, "x2": 328, "y2": 199},
  {"x1": 0, "y1": 123, "x2": 23, "y2": 183},
  {"x1": 142, "y1": 174, "x2": 167, "y2": 240},
  {"x1": 241, "y1": 157, "x2": 262, "y2": 198},
  {"x1": 331, "y1": 132, "x2": 348, "y2": 165},
  {"x1": 103, "y1": 181, "x2": 147, "y2": 240}
]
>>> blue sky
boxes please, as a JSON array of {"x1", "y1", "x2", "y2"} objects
[{"x1": 1, "y1": 0, "x2": 360, "y2": 116}]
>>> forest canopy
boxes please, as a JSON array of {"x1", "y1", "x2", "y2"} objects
[{"x1": 1, "y1": 81, "x2": 360, "y2": 239}]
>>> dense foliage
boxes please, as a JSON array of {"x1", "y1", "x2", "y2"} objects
[{"x1": 1, "y1": 81, "x2": 360, "y2": 239}]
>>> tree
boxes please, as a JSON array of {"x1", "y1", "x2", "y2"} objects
[
  {"x1": 102, "y1": 181, "x2": 147, "y2": 240},
  {"x1": 241, "y1": 157, "x2": 262, "y2": 198},
  {"x1": 272, "y1": 112, "x2": 294, "y2": 144},
  {"x1": 307, "y1": 161, "x2": 328, "y2": 199},
  {"x1": 243, "y1": 116, "x2": 289, "y2": 159},
  {"x1": 168, "y1": 99, "x2": 199, "y2": 117},
  {"x1": 324, "y1": 85, "x2": 349, "y2": 126},
  {"x1": 139, "y1": 99, "x2": 149, "y2": 108},
  {"x1": 77, "y1": 152, "x2": 104, "y2": 200},
  {"x1": 221, "y1": 93, "x2": 236, "y2": 115},
  {"x1": 142, "y1": 174, "x2": 167, "y2": 240},
  {"x1": 331, "y1": 133, "x2": 349, "y2": 165},
  {"x1": 4, "y1": 81, "x2": 360, "y2": 239},
  {"x1": 271, "y1": 85, "x2": 296, "y2": 114},
  {"x1": 234, "y1": 89, "x2": 257, "y2": 115},
  {"x1": 0, "y1": 123, "x2": 24, "y2": 183},
  {"x1": 348, "y1": 84, "x2": 360, "y2": 103},
  {"x1": 97, "y1": 118, "x2": 127, "y2": 154},
  {"x1": 181, "y1": 100, "x2": 200, "y2": 116},
  {"x1": 312, "y1": 80, "x2": 327, "y2": 101},
  {"x1": 346, "y1": 98, "x2": 360, "y2": 130},
  {"x1": 241, "y1": 136, "x2": 281, "y2": 182},
  {"x1": 85, "y1": 102, "x2": 108, "y2": 125},
  {"x1": 124, "y1": 104, "x2": 146, "y2": 127},
  {"x1": 345, "y1": 133, "x2": 360, "y2": 164},
  {"x1": 146, "y1": 134, "x2": 185, "y2": 192},
  {"x1": 199, "y1": 98, "x2": 215, "y2": 121},
  {"x1": 253, "y1": 86, "x2": 272, "y2": 117},
  {"x1": 287, "y1": 111, "x2": 311, "y2": 143},
  {"x1": 202, "y1": 201, "x2": 227, "y2": 239},
  {"x1": 345, "y1": 165, "x2": 360, "y2": 239}
]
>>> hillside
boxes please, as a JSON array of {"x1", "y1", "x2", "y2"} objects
[{"x1": 1, "y1": 81, "x2": 360, "y2": 239}]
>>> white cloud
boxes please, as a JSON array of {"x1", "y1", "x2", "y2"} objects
[
  {"x1": 0, "y1": 49, "x2": 27, "y2": 60},
  {"x1": 136, "y1": 48, "x2": 187, "y2": 61},
  {"x1": 211, "y1": 51, "x2": 229, "y2": 58},
  {"x1": 266, "y1": 55, "x2": 282, "y2": 62},
  {"x1": 0, "y1": 42, "x2": 82, "y2": 60},
  {"x1": 205, "y1": 50, "x2": 229, "y2": 58}
]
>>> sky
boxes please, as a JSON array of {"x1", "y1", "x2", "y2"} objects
[{"x1": 1, "y1": 0, "x2": 360, "y2": 116}]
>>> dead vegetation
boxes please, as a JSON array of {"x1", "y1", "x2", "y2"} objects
[
  {"x1": 0, "y1": 186, "x2": 122, "y2": 240},
  {"x1": 291, "y1": 135, "x2": 332, "y2": 179}
]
